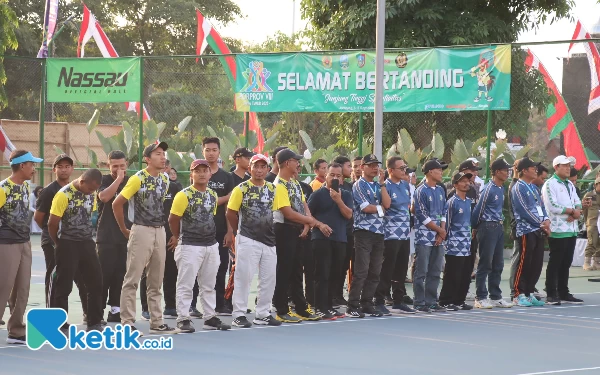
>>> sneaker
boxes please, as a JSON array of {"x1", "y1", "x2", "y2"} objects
[
  {"x1": 276, "y1": 308, "x2": 303, "y2": 323},
  {"x1": 533, "y1": 289, "x2": 547, "y2": 299},
  {"x1": 149, "y1": 324, "x2": 180, "y2": 334},
  {"x1": 361, "y1": 305, "x2": 384, "y2": 317},
  {"x1": 458, "y1": 303, "x2": 473, "y2": 310},
  {"x1": 253, "y1": 315, "x2": 282, "y2": 326},
  {"x1": 546, "y1": 296, "x2": 562, "y2": 305},
  {"x1": 6, "y1": 335, "x2": 26, "y2": 345},
  {"x1": 516, "y1": 294, "x2": 533, "y2": 307},
  {"x1": 163, "y1": 308, "x2": 177, "y2": 318},
  {"x1": 232, "y1": 316, "x2": 253, "y2": 328},
  {"x1": 414, "y1": 305, "x2": 431, "y2": 313},
  {"x1": 561, "y1": 294, "x2": 584, "y2": 304},
  {"x1": 107, "y1": 311, "x2": 120, "y2": 323},
  {"x1": 429, "y1": 304, "x2": 447, "y2": 312},
  {"x1": 177, "y1": 319, "x2": 195, "y2": 333},
  {"x1": 330, "y1": 309, "x2": 346, "y2": 318},
  {"x1": 390, "y1": 303, "x2": 417, "y2": 314},
  {"x1": 384, "y1": 296, "x2": 394, "y2": 306},
  {"x1": 214, "y1": 306, "x2": 233, "y2": 316},
  {"x1": 491, "y1": 299, "x2": 513, "y2": 308},
  {"x1": 375, "y1": 304, "x2": 392, "y2": 316},
  {"x1": 402, "y1": 295, "x2": 414, "y2": 305},
  {"x1": 466, "y1": 292, "x2": 476, "y2": 301},
  {"x1": 203, "y1": 317, "x2": 231, "y2": 331},
  {"x1": 130, "y1": 325, "x2": 144, "y2": 337},
  {"x1": 0, "y1": 320, "x2": 5, "y2": 325},
  {"x1": 316, "y1": 309, "x2": 337, "y2": 320},
  {"x1": 346, "y1": 306, "x2": 365, "y2": 318},
  {"x1": 440, "y1": 304, "x2": 459, "y2": 311},
  {"x1": 474, "y1": 298, "x2": 493, "y2": 309},
  {"x1": 141, "y1": 311, "x2": 150, "y2": 321},
  {"x1": 529, "y1": 295, "x2": 546, "y2": 307},
  {"x1": 189, "y1": 307, "x2": 203, "y2": 319},
  {"x1": 332, "y1": 297, "x2": 348, "y2": 308},
  {"x1": 295, "y1": 306, "x2": 321, "y2": 321},
  {"x1": 86, "y1": 324, "x2": 104, "y2": 332},
  {"x1": 101, "y1": 319, "x2": 107, "y2": 326}
]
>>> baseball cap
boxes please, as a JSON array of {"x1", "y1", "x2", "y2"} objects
[
  {"x1": 9, "y1": 152, "x2": 43, "y2": 166},
  {"x1": 250, "y1": 154, "x2": 269, "y2": 165},
  {"x1": 272, "y1": 146, "x2": 288, "y2": 158},
  {"x1": 362, "y1": 154, "x2": 381, "y2": 165},
  {"x1": 405, "y1": 167, "x2": 416, "y2": 174},
  {"x1": 53, "y1": 153, "x2": 73, "y2": 167},
  {"x1": 190, "y1": 159, "x2": 210, "y2": 170},
  {"x1": 422, "y1": 159, "x2": 445, "y2": 174},
  {"x1": 516, "y1": 157, "x2": 541, "y2": 172},
  {"x1": 277, "y1": 149, "x2": 303, "y2": 164},
  {"x1": 553, "y1": 155, "x2": 574, "y2": 167},
  {"x1": 452, "y1": 172, "x2": 473, "y2": 184},
  {"x1": 143, "y1": 141, "x2": 168, "y2": 158},
  {"x1": 233, "y1": 147, "x2": 255, "y2": 159},
  {"x1": 467, "y1": 157, "x2": 479, "y2": 164},
  {"x1": 491, "y1": 158, "x2": 511, "y2": 171},
  {"x1": 459, "y1": 160, "x2": 482, "y2": 172}
]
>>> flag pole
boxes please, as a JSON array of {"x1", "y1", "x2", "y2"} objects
[{"x1": 373, "y1": 0, "x2": 385, "y2": 161}]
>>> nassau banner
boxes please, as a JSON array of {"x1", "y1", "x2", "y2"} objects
[
  {"x1": 234, "y1": 45, "x2": 511, "y2": 112},
  {"x1": 47, "y1": 57, "x2": 141, "y2": 103}
]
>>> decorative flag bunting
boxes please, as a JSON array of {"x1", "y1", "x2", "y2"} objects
[
  {"x1": 78, "y1": 4, "x2": 150, "y2": 121},
  {"x1": 0, "y1": 125, "x2": 16, "y2": 162},
  {"x1": 37, "y1": 0, "x2": 59, "y2": 58},
  {"x1": 568, "y1": 20, "x2": 600, "y2": 120},
  {"x1": 196, "y1": 9, "x2": 264, "y2": 153},
  {"x1": 525, "y1": 49, "x2": 590, "y2": 169}
]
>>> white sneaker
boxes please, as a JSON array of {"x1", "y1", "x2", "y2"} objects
[
  {"x1": 490, "y1": 299, "x2": 513, "y2": 308},
  {"x1": 533, "y1": 290, "x2": 547, "y2": 299},
  {"x1": 466, "y1": 292, "x2": 476, "y2": 301},
  {"x1": 474, "y1": 298, "x2": 493, "y2": 309}
]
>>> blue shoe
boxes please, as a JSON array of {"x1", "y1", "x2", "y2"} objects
[
  {"x1": 141, "y1": 311, "x2": 150, "y2": 321},
  {"x1": 376, "y1": 304, "x2": 392, "y2": 316},
  {"x1": 529, "y1": 295, "x2": 545, "y2": 307},
  {"x1": 516, "y1": 294, "x2": 533, "y2": 307}
]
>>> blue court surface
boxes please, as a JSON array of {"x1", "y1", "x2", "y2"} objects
[{"x1": 2, "y1": 238, "x2": 600, "y2": 375}]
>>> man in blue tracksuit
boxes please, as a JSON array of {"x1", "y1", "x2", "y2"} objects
[
  {"x1": 510, "y1": 157, "x2": 550, "y2": 307},
  {"x1": 471, "y1": 158, "x2": 513, "y2": 309}
]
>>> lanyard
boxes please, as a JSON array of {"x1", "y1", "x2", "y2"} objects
[
  {"x1": 521, "y1": 181, "x2": 539, "y2": 203},
  {"x1": 361, "y1": 177, "x2": 379, "y2": 201}
]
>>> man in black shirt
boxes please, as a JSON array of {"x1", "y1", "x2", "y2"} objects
[
  {"x1": 231, "y1": 147, "x2": 254, "y2": 187},
  {"x1": 265, "y1": 146, "x2": 289, "y2": 183},
  {"x1": 203, "y1": 137, "x2": 234, "y2": 314},
  {"x1": 34, "y1": 154, "x2": 88, "y2": 318},
  {"x1": 333, "y1": 155, "x2": 354, "y2": 307},
  {"x1": 96, "y1": 151, "x2": 131, "y2": 323}
]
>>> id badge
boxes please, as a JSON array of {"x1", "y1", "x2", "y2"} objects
[
  {"x1": 536, "y1": 205, "x2": 543, "y2": 216},
  {"x1": 376, "y1": 205, "x2": 384, "y2": 217}
]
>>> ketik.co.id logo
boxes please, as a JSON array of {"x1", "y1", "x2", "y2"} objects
[{"x1": 26, "y1": 308, "x2": 173, "y2": 350}]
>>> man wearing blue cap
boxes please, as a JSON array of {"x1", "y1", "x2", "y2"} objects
[{"x1": 0, "y1": 150, "x2": 43, "y2": 344}]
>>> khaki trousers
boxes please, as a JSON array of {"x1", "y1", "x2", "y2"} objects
[
  {"x1": 0, "y1": 242, "x2": 32, "y2": 337},
  {"x1": 120, "y1": 225, "x2": 166, "y2": 328}
]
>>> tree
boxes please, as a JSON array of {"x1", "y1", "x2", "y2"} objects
[{"x1": 0, "y1": 0, "x2": 18, "y2": 108}]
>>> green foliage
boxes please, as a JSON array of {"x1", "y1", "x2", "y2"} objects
[{"x1": 0, "y1": 0, "x2": 18, "y2": 108}]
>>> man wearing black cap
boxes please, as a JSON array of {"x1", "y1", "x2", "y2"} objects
[
  {"x1": 413, "y1": 159, "x2": 448, "y2": 313},
  {"x1": 266, "y1": 146, "x2": 288, "y2": 183},
  {"x1": 113, "y1": 141, "x2": 178, "y2": 334},
  {"x1": 471, "y1": 158, "x2": 513, "y2": 309},
  {"x1": 347, "y1": 154, "x2": 391, "y2": 318},
  {"x1": 231, "y1": 147, "x2": 254, "y2": 187},
  {"x1": 272, "y1": 148, "x2": 324, "y2": 322}
]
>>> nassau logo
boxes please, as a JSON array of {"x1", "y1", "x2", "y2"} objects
[
  {"x1": 357, "y1": 53, "x2": 366, "y2": 68},
  {"x1": 240, "y1": 61, "x2": 273, "y2": 93},
  {"x1": 339, "y1": 55, "x2": 349, "y2": 69},
  {"x1": 322, "y1": 56, "x2": 333, "y2": 70}
]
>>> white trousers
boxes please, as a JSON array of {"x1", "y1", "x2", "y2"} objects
[
  {"x1": 175, "y1": 243, "x2": 220, "y2": 322},
  {"x1": 232, "y1": 235, "x2": 277, "y2": 319}
]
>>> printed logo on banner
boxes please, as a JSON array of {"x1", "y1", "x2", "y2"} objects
[
  {"x1": 339, "y1": 55, "x2": 349, "y2": 69},
  {"x1": 357, "y1": 53, "x2": 366, "y2": 68},
  {"x1": 395, "y1": 53, "x2": 408, "y2": 68},
  {"x1": 240, "y1": 61, "x2": 273, "y2": 93},
  {"x1": 322, "y1": 56, "x2": 333, "y2": 70}
]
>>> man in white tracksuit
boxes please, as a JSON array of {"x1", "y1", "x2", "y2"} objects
[{"x1": 541, "y1": 155, "x2": 584, "y2": 305}]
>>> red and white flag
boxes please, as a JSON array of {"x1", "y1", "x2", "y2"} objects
[
  {"x1": 568, "y1": 20, "x2": 600, "y2": 117},
  {"x1": 78, "y1": 4, "x2": 150, "y2": 121},
  {"x1": 0, "y1": 126, "x2": 16, "y2": 162}
]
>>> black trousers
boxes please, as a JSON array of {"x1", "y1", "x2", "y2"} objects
[
  {"x1": 348, "y1": 230, "x2": 385, "y2": 308},
  {"x1": 51, "y1": 239, "x2": 102, "y2": 326},
  {"x1": 274, "y1": 223, "x2": 307, "y2": 314},
  {"x1": 214, "y1": 231, "x2": 230, "y2": 310},
  {"x1": 439, "y1": 255, "x2": 472, "y2": 306},
  {"x1": 313, "y1": 239, "x2": 346, "y2": 311},
  {"x1": 302, "y1": 237, "x2": 316, "y2": 306},
  {"x1": 375, "y1": 239, "x2": 410, "y2": 305},
  {"x1": 513, "y1": 231, "x2": 545, "y2": 297},
  {"x1": 334, "y1": 233, "x2": 354, "y2": 298},
  {"x1": 546, "y1": 236, "x2": 577, "y2": 298},
  {"x1": 97, "y1": 242, "x2": 127, "y2": 309},
  {"x1": 163, "y1": 247, "x2": 177, "y2": 310},
  {"x1": 43, "y1": 243, "x2": 88, "y2": 314}
]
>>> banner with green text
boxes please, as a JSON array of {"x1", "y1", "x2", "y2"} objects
[
  {"x1": 46, "y1": 57, "x2": 141, "y2": 103},
  {"x1": 234, "y1": 45, "x2": 511, "y2": 112}
]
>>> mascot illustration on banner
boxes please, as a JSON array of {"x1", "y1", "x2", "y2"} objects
[{"x1": 470, "y1": 56, "x2": 495, "y2": 103}]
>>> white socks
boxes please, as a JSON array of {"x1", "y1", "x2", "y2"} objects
[{"x1": 110, "y1": 306, "x2": 120, "y2": 314}]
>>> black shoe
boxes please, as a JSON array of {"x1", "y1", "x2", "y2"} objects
[
  {"x1": 430, "y1": 304, "x2": 447, "y2": 312},
  {"x1": 330, "y1": 308, "x2": 346, "y2": 318},
  {"x1": 316, "y1": 309, "x2": 336, "y2": 320},
  {"x1": 246, "y1": 309, "x2": 253, "y2": 314},
  {"x1": 375, "y1": 304, "x2": 392, "y2": 316},
  {"x1": 107, "y1": 311, "x2": 121, "y2": 323},
  {"x1": 403, "y1": 295, "x2": 414, "y2": 305},
  {"x1": 295, "y1": 307, "x2": 321, "y2": 321},
  {"x1": 177, "y1": 319, "x2": 196, "y2": 333},
  {"x1": 203, "y1": 317, "x2": 231, "y2": 331},
  {"x1": 384, "y1": 296, "x2": 394, "y2": 306},
  {"x1": 149, "y1": 324, "x2": 180, "y2": 334},
  {"x1": 215, "y1": 306, "x2": 233, "y2": 316},
  {"x1": 0, "y1": 320, "x2": 5, "y2": 326},
  {"x1": 440, "y1": 304, "x2": 459, "y2": 311},
  {"x1": 390, "y1": 303, "x2": 417, "y2": 314},
  {"x1": 163, "y1": 308, "x2": 177, "y2": 318},
  {"x1": 86, "y1": 324, "x2": 104, "y2": 332},
  {"x1": 546, "y1": 296, "x2": 561, "y2": 305},
  {"x1": 414, "y1": 305, "x2": 431, "y2": 313},
  {"x1": 232, "y1": 316, "x2": 253, "y2": 328},
  {"x1": 6, "y1": 335, "x2": 26, "y2": 345},
  {"x1": 560, "y1": 294, "x2": 583, "y2": 304},
  {"x1": 346, "y1": 306, "x2": 365, "y2": 318},
  {"x1": 459, "y1": 303, "x2": 473, "y2": 310},
  {"x1": 332, "y1": 297, "x2": 348, "y2": 308},
  {"x1": 129, "y1": 325, "x2": 144, "y2": 337},
  {"x1": 189, "y1": 307, "x2": 203, "y2": 319},
  {"x1": 253, "y1": 315, "x2": 282, "y2": 326},
  {"x1": 361, "y1": 305, "x2": 383, "y2": 317}
]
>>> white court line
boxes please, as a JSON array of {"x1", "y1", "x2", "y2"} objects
[{"x1": 516, "y1": 366, "x2": 600, "y2": 374}]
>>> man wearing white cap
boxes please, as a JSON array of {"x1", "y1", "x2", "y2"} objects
[{"x1": 541, "y1": 155, "x2": 584, "y2": 305}]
